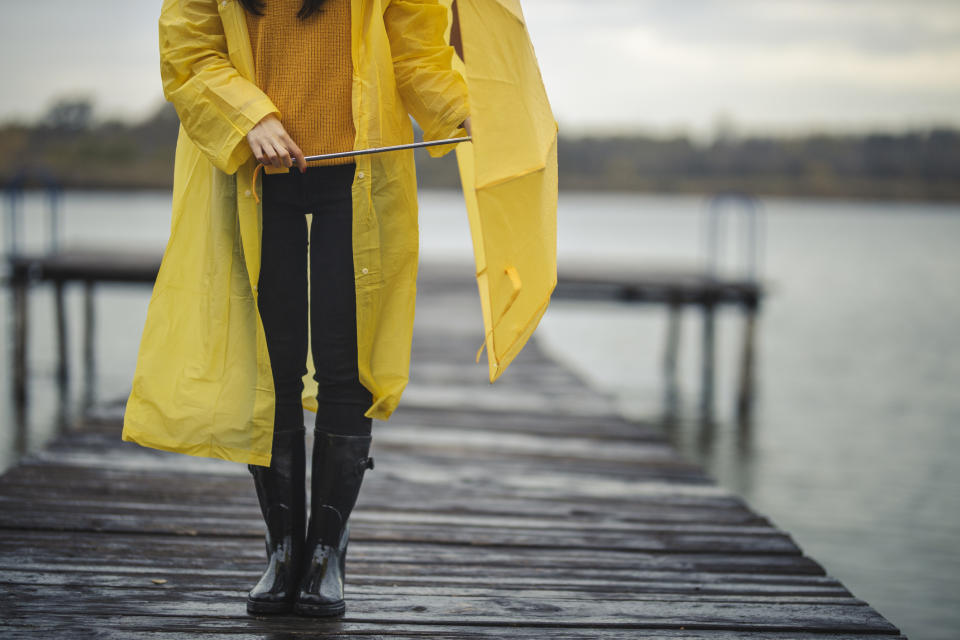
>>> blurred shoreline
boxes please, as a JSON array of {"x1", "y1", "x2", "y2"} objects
[{"x1": 3, "y1": 100, "x2": 959, "y2": 202}]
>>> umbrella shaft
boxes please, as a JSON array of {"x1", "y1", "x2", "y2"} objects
[{"x1": 303, "y1": 137, "x2": 471, "y2": 162}]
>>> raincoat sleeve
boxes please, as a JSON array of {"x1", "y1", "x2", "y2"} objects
[
  {"x1": 159, "y1": 0, "x2": 279, "y2": 174},
  {"x1": 383, "y1": 0, "x2": 470, "y2": 157}
]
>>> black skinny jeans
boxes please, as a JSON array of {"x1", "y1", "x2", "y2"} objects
[{"x1": 257, "y1": 163, "x2": 372, "y2": 437}]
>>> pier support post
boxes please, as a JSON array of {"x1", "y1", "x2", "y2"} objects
[
  {"x1": 54, "y1": 281, "x2": 68, "y2": 389},
  {"x1": 12, "y1": 277, "x2": 28, "y2": 453},
  {"x1": 736, "y1": 302, "x2": 758, "y2": 427},
  {"x1": 83, "y1": 281, "x2": 96, "y2": 409},
  {"x1": 662, "y1": 301, "x2": 682, "y2": 417},
  {"x1": 700, "y1": 301, "x2": 716, "y2": 420}
]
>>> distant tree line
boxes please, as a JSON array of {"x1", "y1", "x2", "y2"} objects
[
  {"x1": 2, "y1": 98, "x2": 959, "y2": 201},
  {"x1": 546, "y1": 129, "x2": 960, "y2": 200},
  {"x1": 1, "y1": 99, "x2": 180, "y2": 190}
]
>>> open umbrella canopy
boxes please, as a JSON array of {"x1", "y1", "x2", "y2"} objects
[{"x1": 451, "y1": 0, "x2": 559, "y2": 382}]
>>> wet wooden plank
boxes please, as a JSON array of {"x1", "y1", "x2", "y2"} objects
[
  {"x1": 0, "y1": 616, "x2": 908, "y2": 640},
  {"x1": 0, "y1": 563, "x2": 853, "y2": 597},
  {"x1": 0, "y1": 499, "x2": 780, "y2": 538},
  {"x1": 6, "y1": 249, "x2": 162, "y2": 284},
  {"x1": 0, "y1": 510, "x2": 799, "y2": 555},
  {"x1": 0, "y1": 584, "x2": 898, "y2": 633},
  {"x1": 0, "y1": 477, "x2": 765, "y2": 525},
  {"x1": 0, "y1": 532, "x2": 828, "y2": 576}
]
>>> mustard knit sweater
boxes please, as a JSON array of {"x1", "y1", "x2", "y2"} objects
[{"x1": 246, "y1": 0, "x2": 354, "y2": 166}]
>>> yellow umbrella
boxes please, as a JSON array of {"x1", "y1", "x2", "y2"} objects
[{"x1": 450, "y1": 0, "x2": 559, "y2": 382}]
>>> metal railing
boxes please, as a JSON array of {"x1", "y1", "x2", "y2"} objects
[{"x1": 702, "y1": 191, "x2": 765, "y2": 282}]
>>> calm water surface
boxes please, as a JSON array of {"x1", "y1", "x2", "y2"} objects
[{"x1": 1, "y1": 189, "x2": 958, "y2": 639}]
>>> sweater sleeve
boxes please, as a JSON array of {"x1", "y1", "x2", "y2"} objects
[
  {"x1": 159, "y1": 0, "x2": 279, "y2": 173},
  {"x1": 383, "y1": 0, "x2": 470, "y2": 157}
]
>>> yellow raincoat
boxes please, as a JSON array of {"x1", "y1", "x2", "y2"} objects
[{"x1": 122, "y1": 0, "x2": 469, "y2": 466}]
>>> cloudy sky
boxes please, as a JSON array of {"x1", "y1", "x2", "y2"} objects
[{"x1": 2, "y1": 0, "x2": 958, "y2": 136}]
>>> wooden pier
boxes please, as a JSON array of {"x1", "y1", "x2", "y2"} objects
[
  {"x1": 0, "y1": 282, "x2": 900, "y2": 638},
  {"x1": 6, "y1": 249, "x2": 765, "y2": 427}
]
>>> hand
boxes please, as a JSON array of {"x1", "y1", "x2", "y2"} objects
[
  {"x1": 461, "y1": 116, "x2": 472, "y2": 138},
  {"x1": 247, "y1": 114, "x2": 307, "y2": 173}
]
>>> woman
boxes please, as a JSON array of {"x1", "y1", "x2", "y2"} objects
[{"x1": 122, "y1": 0, "x2": 470, "y2": 617}]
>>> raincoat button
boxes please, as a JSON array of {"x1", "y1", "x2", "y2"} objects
[
  {"x1": 244, "y1": 189, "x2": 252, "y2": 197},
  {"x1": 357, "y1": 171, "x2": 366, "y2": 179},
  {"x1": 361, "y1": 268, "x2": 369, "y2": 275}
]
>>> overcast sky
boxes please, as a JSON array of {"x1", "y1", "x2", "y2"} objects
[{"x1": 2, "y1": 0, "x2": 958, "y2": 137}]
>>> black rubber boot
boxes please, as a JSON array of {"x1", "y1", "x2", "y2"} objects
[
  {"x1": 295, "y1": 429, "x2": 374, "y2": 617},
  {"x1": 246, "y1": 426, "x2": 306, "y2": 615}
]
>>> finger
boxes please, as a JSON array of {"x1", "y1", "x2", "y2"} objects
[
  {"x1": 288, "y1": 141, "x2": 306, "y2": 173},
  {"x1": 277, "y1": 133, "x2": 302, "y2": 172},
  {"x1": 273, "y1": 141, "x2": 292, "y2": 168},
  {"x1": 268, "y1": 138, "x2": 292, "y2": 168},
  {"x1": 263, "y1": 143, "x2": 281, "y2": 168},
  {"x1": 252, "y1": 142, "x2": 267, "y2": 166}
]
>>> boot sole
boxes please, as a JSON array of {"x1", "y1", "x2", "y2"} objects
[
  {"x1": 247, "y1": 598, "x2": 295, "y2": 615},
  {"x1": 294, "y1": 600, "x2": 346, "y2": 617}
]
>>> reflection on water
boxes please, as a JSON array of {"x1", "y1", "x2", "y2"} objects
[{"x1": 1, "y1": 190, "x2": 958, "y2": 639}]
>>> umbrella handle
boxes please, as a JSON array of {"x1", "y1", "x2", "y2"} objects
[{"x1": 302, "y1": 137, "x2": 472, "y2": 162}]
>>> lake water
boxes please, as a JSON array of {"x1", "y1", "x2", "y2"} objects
[{"x1": 1, "y1": 189, "x2": 958, "y2": 639}]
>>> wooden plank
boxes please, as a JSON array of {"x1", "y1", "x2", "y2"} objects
[
  {"x1": 0, "y1": 564, "x2": 851, "y2": 596},
  {"x1": 0, "y1": 511, "x2": 800, "y2": 554},
  {"x1": 0, "y1": 533, "x2": 828, "y2": 576},
  {"x1": 14, "y1": 448, "x2": 718, "y2": 491},
  {"x1": 392, "y1": 404, "x2": 666, "y2": 440},
  {"x1": 25, "y1": 427, "x2": 704, "y2": 469},
  {"x1": 0, "y1": 585, "x2": 899, "y2": 633},
  {"x1": 0, "y1": 616, "x2": 908, "y2": 640},
  {"x1": 0, "y1": 500, "x2": 783, "y2": 538},
  {"x1": 0, "y1": 566, "x2": 855, "y2": 600},
  {"x1": 0, "y1": 479, "x2": 766, "y2": 524},
  {"x1": 7, "y1": 249, "x2": 162, "y2": 283}
]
